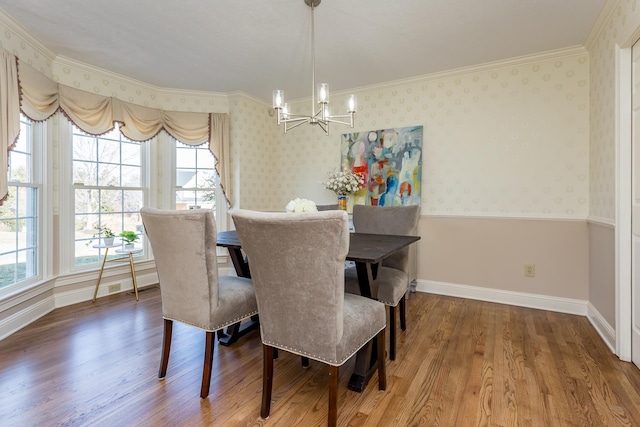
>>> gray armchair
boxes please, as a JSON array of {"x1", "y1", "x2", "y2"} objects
[
  {"x1": 232, "y1": 209, "x2": 386, "y2": 427},
  {"x1": 140, "y1": 207, "x2": 257, "y2": 399},
  {"x1": 345, "y1": 204, "x2": 420, "y2": 360}
]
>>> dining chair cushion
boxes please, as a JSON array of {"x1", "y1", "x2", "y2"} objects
[
  {"x1": 232, "y1": 209, "x2": 386, "y2": 366},
  {"x1": 344, "y1": 264, "x2": 408, "y2": 307}
]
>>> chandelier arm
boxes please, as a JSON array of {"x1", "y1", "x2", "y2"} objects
[
  {"x1": 324, "y1": 117, "x2": 353, "y2": 126},
  {"x1": 284, "y1": 119, "x2": 311, "y2": 132}
]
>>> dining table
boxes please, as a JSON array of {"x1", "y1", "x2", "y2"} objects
[{"x1": 216, "y1": 229, "x2": 420, "y2": 392}]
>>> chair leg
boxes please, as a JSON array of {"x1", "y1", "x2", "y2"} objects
[
  {"x1": 389, "y1": 305, "x2": 397, "y2": 361},
  {"x1": 377, "y1": 328, "x2": 387, "y2": 390},
  {"x1": 200, "y1": 331, "x2": 215, "y2": 398},
  {"x1": 301, "y1": 356, "x2": 310, "y2": 368},
  {"x1": 262, "y1": 345, "x2": 274, "y2": 419},
  {"x1": 158, "y1": 319, "x2": 173, "y2": 378},
  {"x1": 400, "y1": 295, "x2": 407, "y2": 331},
  {"x1": 328, "y1": 365, "x2": 339, "y2": 427}
]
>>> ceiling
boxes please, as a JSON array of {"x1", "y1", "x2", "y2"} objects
[{"x1": 0, "y1": 0, "x2": 606, "y2": 103}]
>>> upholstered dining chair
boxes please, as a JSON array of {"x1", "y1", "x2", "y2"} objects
[
  {"x1": 345, "y1": 204, "x2": 420, "y2": 360},
  {"x1": 232, "y1": 209, "x2": 386, "y2": 427},
  {"x1": 140, "y1": 207, "x2": 258, "y2": 399}
]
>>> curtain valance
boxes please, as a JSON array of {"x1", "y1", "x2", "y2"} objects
[{"x1": 1, "y1": 52, "x2": 230, "y2": 206}]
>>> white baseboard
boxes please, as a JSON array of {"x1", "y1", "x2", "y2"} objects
[
  {"x1": 0, "y1": 295, "x2": 55, "y2": 341},
  {"x1": 54, "y1": 271, "x2": 160, "y2": 307},
  {"x1": 415, "y1": 280, "x2": 620, "y2": 352},
  {"x1": 416, "y1": 279, "x2": 588, "y2": 315},
  {"x1": 587, "y1": 302, "x2": 616, "y2": 353}
]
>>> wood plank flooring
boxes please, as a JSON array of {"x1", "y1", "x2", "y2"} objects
[{"x1": 1, "y1": 286, "x2": 640, "y2": 426}]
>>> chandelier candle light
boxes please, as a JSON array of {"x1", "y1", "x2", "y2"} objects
[{"x1": 272, "y1": 0, "x2": 357, "y2": 134}]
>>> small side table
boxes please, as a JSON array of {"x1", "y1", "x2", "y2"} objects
[
  {"x1": 92, "y1": 244, "x2": 142, "y2": 302},
  {"x1": 92, "y1": 243, "x2": 121, "y2": 303}
]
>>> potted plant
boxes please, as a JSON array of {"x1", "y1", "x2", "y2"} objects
[
  {"x1": 87, "y1": 226, "x2": 116, "y2": 246},
  {"x1": 119, "y1": 230, "x2": 139, "y2": 249}
]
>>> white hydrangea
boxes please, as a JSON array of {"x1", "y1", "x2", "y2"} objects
[
  {"x1": 286, "y1": 198, "x2": 318, "y2": 213},
  {"x1": 322, "y1": 168, "x2": 365, "y2": 196}
]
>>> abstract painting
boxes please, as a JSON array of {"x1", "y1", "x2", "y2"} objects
[{"x1": 341, "y1": 126, "x2": 423, "y2": 206}]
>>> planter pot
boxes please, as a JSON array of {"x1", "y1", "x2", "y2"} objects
[
  {"x1": 102, "y1": 237, "x2": 115, "y2": 246},
  {"x1": 123, "y1": 243, "x2": 135, "y2": 250}
]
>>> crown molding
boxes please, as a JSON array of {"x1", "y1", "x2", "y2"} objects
[
  {"x1": 0, "y1": 8, "x2": 55, "y2": 68},
  {"x1": 584, "y1": 0, "x2": 618, "y2": 50},
  {"x1": 286, "y1": 46, "x2": 589, "y2": 105},
  {"x1": 351, "y1": 46, "x2": 588, "y2": 94},
  {"x1": 53, "y1": 55, "x2": 229, "y2": 103}
]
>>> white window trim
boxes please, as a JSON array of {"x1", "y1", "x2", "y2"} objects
[{"x1": 60, "y1": 120, "x2": 150, "y2": 273}]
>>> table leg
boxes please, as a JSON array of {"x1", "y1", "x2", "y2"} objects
[
  {"x1": 217, "y1": 314, "x2": 260, "y2": 346},
  {"x1": 348, "y1": 339, "x2": 380, "y2": 392},
  {"x1": 92, "y1": 247, "x2": 110, "y2": 303},
  {"x1": 127, "y1": 253, "x2": 139, "y2": 301}
]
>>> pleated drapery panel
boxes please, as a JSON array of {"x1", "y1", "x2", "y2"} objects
[{"x1": 0, "y1": 50, "x2": 20, "y2": 204}]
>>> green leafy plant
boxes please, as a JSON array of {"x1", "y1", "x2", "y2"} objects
[
  {"x1": 86, "y1": 226, "x2": 116, "y2": 246},
  {"x1": 119, "y1": 230, "x2": 139, "y2": 244}
]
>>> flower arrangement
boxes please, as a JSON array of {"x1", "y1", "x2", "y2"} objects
[
  {"x1": 286, "y1": 198, "x2": 318, "y2": 213},
  {"x1": 322, "y1": 168, "x2": 365, "y2": 196}
]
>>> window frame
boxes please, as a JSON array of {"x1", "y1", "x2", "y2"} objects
[
  {"x1": 63, "y1": 121, "x2": 150, "y2": 272},
  {"x1": 0, "y1": 115, "x2": 44, "y2": 293},
  {"x1": 171, "y1": 138, "x2": 228, "y2": 242}
]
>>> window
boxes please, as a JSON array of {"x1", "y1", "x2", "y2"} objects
[
  {"x1": 174, "y1": 140, "x2": 226, "y2": 229},
  {"x1": 72, "y1": 125, "x2": 146, "y2": 266},
  {"x1": 0, "y1": 116, "x2": 40, "y2": 289}
]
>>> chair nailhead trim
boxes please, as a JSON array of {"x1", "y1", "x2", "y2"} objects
[
  {"x1": 264, "y1": 324, "x2": 385, "y2": 366},
  {"x1": 165, "y1": 309, "x2": 258, "y2": 332}
]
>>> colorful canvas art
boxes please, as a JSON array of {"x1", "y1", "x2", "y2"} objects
[{"x1": 341, "y1": 126, "x2": 422, "y2": 207}]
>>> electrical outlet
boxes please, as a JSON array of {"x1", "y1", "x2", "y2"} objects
[
  {"x1": 108, "y1": 283, "x2": 121, "y2": 293},
  {"x1": 524, "y1": 264, "x2": 535, "y2": 278}
]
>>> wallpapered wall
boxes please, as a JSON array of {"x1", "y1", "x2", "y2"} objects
[
  {"x1": 274, "y1": 50, "x2": 591, "y2": 218},
  {"x1": 588, "y1": 0, "x2": 640, "y2": 223},
  {"x1": 0, "y1": 8, "x2": 595, "y2": 221}
]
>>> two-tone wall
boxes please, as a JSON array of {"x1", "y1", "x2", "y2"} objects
[{"x1": 2, "y1": 1, "x2": 638, "y2": 356}]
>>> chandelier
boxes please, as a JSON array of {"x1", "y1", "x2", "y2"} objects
[{"x1": 272, "y1": 0, "x2": 357, "y2": 134}]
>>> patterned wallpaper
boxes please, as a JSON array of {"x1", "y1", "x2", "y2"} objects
[
  {"x1": 228, "y1": 93, "x2": 279, "y2": 210},
  {"x1": 275, "y1": 51, "x2": 591, "y2": 218},
  {"x1": 6, "y1": 5, "x2": 634, "y2": 221},
  {"x1": 587, "y1": 0, "x2": 640, "y2": 222}
]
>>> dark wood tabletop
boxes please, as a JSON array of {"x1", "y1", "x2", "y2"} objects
[{"x1": 217, "y1": 230, "x2": 419, "y2": 264}]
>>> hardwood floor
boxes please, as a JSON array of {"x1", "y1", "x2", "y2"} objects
[{"x1": 1, "y1": 287, "x2": 640, "y2": 426}]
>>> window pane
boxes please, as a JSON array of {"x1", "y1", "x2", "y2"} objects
[
  {"x1": 197, "y1": 151, "x2": 216, "y2": 169},
  {"x1": 176, "y1": 146, "x2": 196, "y2": 168},
  {"x1": 97, "y1": 163, "x2": 120, "y2": 187},
  {"x1": 122, "y1": 142, "x2": 140, "y2": 165},
  {"x1": 122, "y1": 165, "x2": 141, "y2": 187}
]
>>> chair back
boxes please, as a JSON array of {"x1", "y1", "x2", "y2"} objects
[
  {"x1": 232, "y1": 210, "x2": 350, "y2": 361},
  {"x1": 352, "y1": 205, "x2": 420, "y2": 273},
  {"x1": 140, "y1": 207, "x2": 220, "y2": 330}
]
